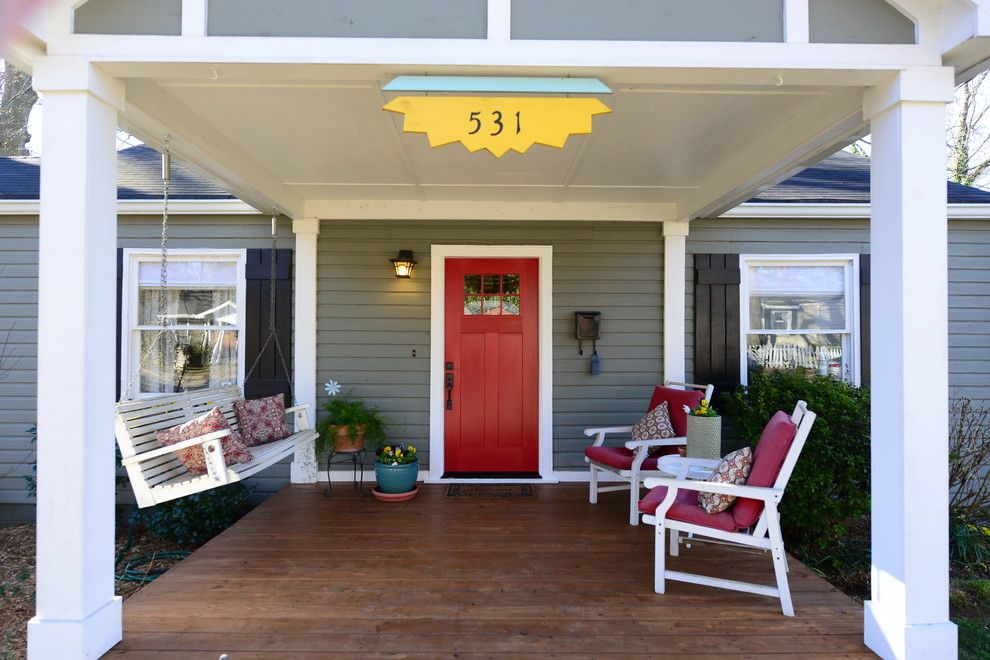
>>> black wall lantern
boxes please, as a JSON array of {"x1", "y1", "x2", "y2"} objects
[{"x1": 390, "y1": 250, "x2": 417, "y2": 278}]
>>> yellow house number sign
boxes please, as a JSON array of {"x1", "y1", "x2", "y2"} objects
[{"x1": 382, "y1": 97, "x2": 612, "y2": 157}]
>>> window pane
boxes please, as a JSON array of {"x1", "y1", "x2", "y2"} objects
[
  {"x1": 502, "y1": 274, "x2": 520, "y2": 295},
  {"x1": 464, "y1": 274, "x2": 481, "y2": 294},
  {"x1": 748, "y1": 265, "x2": 844, "y2": 293},
  {"x1": 138, "y1": 329, "x2": 238, "y2": 394},
  {"x1": 464, "y1": 295, "x2": 482, "y2": 315},
  {"x1": 749, "y1": 294, "x2": 846, "y2": 331},
  {"x1": 746, "y1": 333, "x2": 849, "y2": 381},
  {"x1": 502, "y1": 295, "x2": 520, "y2": 315},
  {"x1": 138, "y1": 260, "x2": 236, "y2": 286},
  {"x1": 138, "y1": 287, "x2": 237, "y2": 326},
  {"x1": 483, "y1": 296, "x2": 501, "y2": 315},
  {"x1": 482, "y1": 275, "x2": 501, "y2": 294}
]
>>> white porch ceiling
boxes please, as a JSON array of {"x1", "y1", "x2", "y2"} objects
[{"x1": 112, "y1": 64, "x2": 871, "y2": 220}]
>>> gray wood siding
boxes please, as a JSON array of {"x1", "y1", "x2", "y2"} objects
[
  {"x1": 315, "y1": 221, "x2": 664, "y2": 472},
  {"x1": 0, "y1": 215, "x2": 294, "y2": 510},
  {"x1": 686, "y1": 217, "x2": 990, "y2": 404}
]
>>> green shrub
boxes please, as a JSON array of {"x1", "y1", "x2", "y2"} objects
[
  {"x1": 721, "y1": 369, "x2": 871, "y2": 551},
  {"x1": 951, "y1": 512, "x2": 990, "y2": 568},
  {"x1": 129, "y1": 482, "x2": 254, "y2": 547}
]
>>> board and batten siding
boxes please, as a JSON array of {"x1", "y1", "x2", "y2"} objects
[
  {"x1": 685, "y1": 217, "x2": 990, "y2": 404},
  {"x1": 0, "y1": 214, "x2": 294, "y2": 517},
  {"x1": 315, "y1": 221, "x2": 664, "y2": 472}
]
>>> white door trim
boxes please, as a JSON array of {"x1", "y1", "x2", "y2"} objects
[{"x1": 428, "y1": 245, "x2": 554, "y2": 482}]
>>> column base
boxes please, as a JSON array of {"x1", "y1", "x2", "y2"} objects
[
  {"x1": 28, "y1": 595, "x2": 122, "y2": 659},
  {"x1": 290, "y1": 460, "x2": 318, "y2": 484},
  {"x1": 865, "y1": 600, "x2": 957, "y2": 660}
]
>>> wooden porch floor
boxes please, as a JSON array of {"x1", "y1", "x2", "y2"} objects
[{"x1": 108, "y1": 484, "x2": 870, "y2": 658}]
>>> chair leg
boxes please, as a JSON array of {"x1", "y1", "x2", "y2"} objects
[
  {"x1": 767, "y1": 507, "x2": 794, "y2": 616},
  {"x1": 589, "y1": 465, "x2": 598, "y2": 504},
  {"x1": 629, "y1": 472, "x2": 640, "y2": 526},
  {"x1": 669, "y1": 529, "x2": 680, "y2": 556},
  {"x1": 654, "y1": 520, "x2": 667, "y2": 594}
]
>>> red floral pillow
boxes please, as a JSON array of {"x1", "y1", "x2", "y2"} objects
[
  {"x1": 156, "y1": 406, "x2": 253, "y2": 475},
  {"x1": 234, "y1": 394, "x2": 291, "y2": 447},
  {"x1": 698, "y1": 446, "x2": 753, "y2": 514}
]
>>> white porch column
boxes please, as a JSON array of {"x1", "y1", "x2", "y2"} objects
[
  {"x1": 863, "y1": 67, "x2": 957, "y2": 660},
  {"x1": 290, "y1": 217, "x2": 320, "y2": 483},
  {"x1": 27, "y1": 58, "x2": 124, "y2": 659},
  {"x1": 663, "y1": 220, "x2": 690, "y2": 384}
]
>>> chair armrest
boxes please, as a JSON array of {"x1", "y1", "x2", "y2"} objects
[
  {"x1": 642, "y1": 476, "x2": 784, "y2": 502},
  {"x1": 120, "y1": 429, "x2": 232, "y2": 467},
  {"x1": 584, "y1": 426, "x2": 633, "y2": 437},
  {"x1": 624, "y1": 436, "x2": 686, "y2": 450}
]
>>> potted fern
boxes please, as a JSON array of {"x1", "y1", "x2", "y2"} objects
[{"x1": 316, "y1": 381, "x2": 388, "y2": 454}]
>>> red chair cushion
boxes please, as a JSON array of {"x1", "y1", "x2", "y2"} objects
[
  {"x1": 648, "y1": 386, "x2": 705, "y2": 437},
  {"x1": 637, "y1": 485, "x2": 738, "y2": 533},
  {"x1": 732, "y1": 410, "x2": 798, "y2": 530},
  {"x1": 585, "y1": 445, "x2": 659, "y2": 471}
]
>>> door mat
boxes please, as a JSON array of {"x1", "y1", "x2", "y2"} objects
[{"x1": 446, "y1": 484, "x2": 535, "y2": 498}]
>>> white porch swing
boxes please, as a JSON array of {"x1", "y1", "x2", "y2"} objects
[{"x1": 113, "y1": 139, "x2": 318, "y2": 508}]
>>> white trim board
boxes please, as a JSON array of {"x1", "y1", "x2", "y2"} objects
[
  {"x1": 4, "y1": 199, "x2": 990, "y2": 220},
  {"x1": 428, "y1": 245, "x2": 554, "y2": 483}
]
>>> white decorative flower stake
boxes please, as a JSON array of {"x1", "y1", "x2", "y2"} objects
[{"x1": 324, "y1": 380, "x2": 342, "y2": 397}]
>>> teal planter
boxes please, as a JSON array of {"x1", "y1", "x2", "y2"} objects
[{"x1": 375, "y1": 460, "x2": 419, "y2": 494}]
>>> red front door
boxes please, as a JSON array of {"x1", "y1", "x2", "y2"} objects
[{"x1": 444, "y1": 258, "x2": 539, "y2": 474}]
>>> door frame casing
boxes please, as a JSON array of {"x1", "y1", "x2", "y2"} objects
[{"x1": 428, "y1": 245, "x2": 554, "y2": 482}]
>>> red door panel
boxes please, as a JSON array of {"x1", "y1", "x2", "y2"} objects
[{"x1": 444, "y1": 258, "x2": 539, "y2": 473}]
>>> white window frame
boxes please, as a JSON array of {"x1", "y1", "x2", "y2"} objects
[
  {"x1": 120, "y1": 248, "x2": 247, "y2": 399},
  {"x1": 739, "y1": 253, "x2": 860, "y2": 387}
]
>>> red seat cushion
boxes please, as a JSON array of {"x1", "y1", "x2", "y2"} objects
[
  {"x1": 732, "y1": 410, "x2": 798, "y2": 530},
  {"x1": 585, "y1": 445, "x2": 659, "y2": 471},
  {"x1": 637, "y1": 485, "x2": 738, "y2": 533},
  {"x1": 648, "y1": 386, "x2": 705, "y2": 437}
]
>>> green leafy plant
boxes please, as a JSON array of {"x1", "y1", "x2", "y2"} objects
[
  {"x1": 316, "y1": 394, "x2": 388, "y2": 455},
  {"x1": 721, "y1": 368, "x2": 871, "y2": 551},
  {"x1": 129, "y1": 482, "x2": 254, "y2": 547},
  {"x1": 376, "y1": 443, "x2": 418, "y2": 465},
  {"x1": 951, "y1": 511, "x2": 990, "y2": 568}
]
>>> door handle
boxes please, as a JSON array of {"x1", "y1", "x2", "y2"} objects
[{"x1": 445, "y1": 369, "x2": 454, "y2": 410}]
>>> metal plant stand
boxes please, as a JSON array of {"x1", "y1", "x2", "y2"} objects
[{"x1": 323, "y1": 448, "x2": 368, "y2": 497}]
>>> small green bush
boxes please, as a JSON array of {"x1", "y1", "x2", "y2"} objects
[
  {"x1": 721, "y1": 369, "x2": 871, "y2": 551},
  {"x1": 951, "y1": 512, "x2": 990, "y2": 568},
  {"x1": 129, "y1": 482, "x2": 254, "y2": 547}
]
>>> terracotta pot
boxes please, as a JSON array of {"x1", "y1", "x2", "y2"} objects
[{"x1": 329, "y1": 424, "x2": 367, "y2": 452}]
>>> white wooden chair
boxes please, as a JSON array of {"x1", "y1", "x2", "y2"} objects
[
  {"x1": 640, "y1": 401, "x2": 816, "y2": 616},
  {"x1": 584, "y1": 380, "x2": 714, "y2": 525},
  {"x1": 114, "y1": 385, "x2": 318, "y2": 508}
]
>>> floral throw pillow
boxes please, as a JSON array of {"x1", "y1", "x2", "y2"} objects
[
  {"x1": 631, "y1": 401, "x2": 677, "y2": 457},
  {"x1": 698, "y1": 446, "x2": 753, "y2": 514},
  {"x1": 156, "y1": 406, "x2": 254, "y2": 476},
  {"x1": 234, "y1": 394, "x2": 292, "y2": 447}
]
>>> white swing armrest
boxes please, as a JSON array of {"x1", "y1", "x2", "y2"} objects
[
  {"x1": 284, "y1": 404, "x2": 313, "y2": 431},
  {"x1": 642, "y1": 476, "x2": 784, "y2": 502},
  {"x1": 624, "y1": 436, "x2": 686, "y2": 450},
  {"x1": 120, "y1": 429, "x2": 232, "y2": 467}
]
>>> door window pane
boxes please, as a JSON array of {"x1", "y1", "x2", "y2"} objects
[
  {"x1": 502, "y1": 296, "x2": 520, "y2": 315},
  {"x1": 483, "y1": 296, "x2": 502, "y2": 315},
  {"x1": 464, "y1": 295, "x2": 483, "y2": 315},
  {"x1": 482, "y1": 274, "x2": 501, "y2": 294},
  {"x1": 502, "y1": 274, "x2": 520, "y2": 295},
  {"x1": 463, "y1": 275, "x2": 481, "y2": 294},
  {"x1": 463, "y1": 273, "x2": 522, "y2": 316}
]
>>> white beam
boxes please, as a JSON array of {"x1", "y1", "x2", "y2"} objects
[
  {"x1": 290, "y1": 217, "x2": 320, "y2": 484},
  {"x1": 181, "y1": 0, "x2": 207, "y2": 37},
  {"x1": 303, "y1": 200, "x2": 677, "y2": 222},
  {"x1": 783, "y1": 0, "x2": 809, "y2": 44},
  {"x1": 663, "y1": 220, "x2": 689, "y2": 384},
  {"x1": 487, "y1": 0, "x2": 511, "y2": 41},
  {"x1": 863, "y1": 67, "x2": 958, "y2": 660},
  {"x1": 45, "y1": 34, "x2": 940, "y2": 70},
  {"x1": 27, "y1": 56, "x2": 123, "y2": 659}
]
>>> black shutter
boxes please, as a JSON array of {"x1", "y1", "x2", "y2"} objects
[
  {"x1": 859, "y1": 254, "x2": 870, "y2": 387},
  {"x1": 693, "y1": 254, "x2": 741, "y2": 402},
  {"x1": 244, "y1": 248, "x2": 293, "y2": 400},
  {"x1": 116, "y1": 248, "x2": 124, "y2": 400}
]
